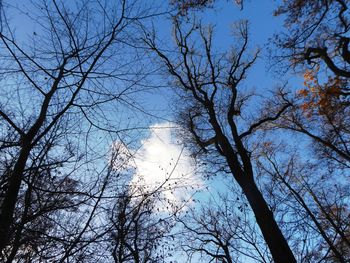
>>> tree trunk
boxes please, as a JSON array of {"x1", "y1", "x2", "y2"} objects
[
  {"x1": 277, "y1": 172, "x2": 345, "y2": 262},
  {"x1": 212, "y1": 116, "x2": 297, "y2": 262},
  {"x1": 238, "y1": 176, "x2": 296, "y2": 263},
  {"x1": 0, "y1": 144, "x2": 31, "y2": 252}
]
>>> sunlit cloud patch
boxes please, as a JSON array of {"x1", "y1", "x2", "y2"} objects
[{"x1": 112, "y1": 122, "x2": 204, "y2": 211}]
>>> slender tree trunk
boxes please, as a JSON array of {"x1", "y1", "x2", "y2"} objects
[
  {"x1": 306, "y1": 184, "x2": 350, "y2": 249},
  {"x1": 5, "y1": 182, "x2": 34, "y2": 263},
  {"x1": 222, "y1": 245, "x2": 233, "y2": 263},
  {"x1": 0, "y1": 143, "x2": 31, "y2": 252},
  {"x1": 238, "y1": 176, "x2": 296, "y2": 263},
  {"x1": 276, "y1": 171, "x2": 346, "y2": 262},
  {"x1": 0, "y1": 79, "x2": 55, "y2": 252}
]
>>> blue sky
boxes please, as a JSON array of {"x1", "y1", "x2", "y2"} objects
[
  {"x1": 7, "y1": 0, "x2": 302, "y2": 124},
  {"x1": 3, "y1": 1, "x2": 306, "y2": 261},
  {"x1": 4, "y1": 0, "x2": 300, "y2": 209},
  {"x1": 145, "y1": 0, "x2": 303, "y2": 117}
]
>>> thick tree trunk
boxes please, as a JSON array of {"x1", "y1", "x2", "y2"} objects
[
  {"x1": 209, "y1": 113, "x2": 296, "y2": 263},
  {"x1": 238, "y1": 176, "x2": 296, "y2": 263}
]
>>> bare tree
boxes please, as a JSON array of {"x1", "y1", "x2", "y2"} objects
[
  {"x1": 108, "y1": 187, "x2": 172, "y2": 263},
  {"x1": 144, "y1": 19, "x2": 296, "y2": 262},
  {"x1": 0, "y1": 0, "x2": 160, "y2": 259}
]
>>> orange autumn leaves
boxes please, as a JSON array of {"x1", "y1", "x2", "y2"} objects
[{"x1": 297, "y1": 68, "x2": 344, "y2": 117}]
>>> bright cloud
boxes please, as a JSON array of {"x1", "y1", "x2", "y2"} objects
[{"x1": 114, "y1": 122, "x2": 204, "y2": 211}]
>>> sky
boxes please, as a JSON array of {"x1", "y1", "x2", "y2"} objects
[
  {"x1": 96, "y1": 0, "x2": 309, "y2": 217},
  {"x1": 137, "y1": 0, "x2": 304, "y2": 201},
  {"x1": 3, "y1": 1, "x2": 306, "y2": 261},
  {"x1": 3, "y1": 0, "x2": 305, "y2": 214}
]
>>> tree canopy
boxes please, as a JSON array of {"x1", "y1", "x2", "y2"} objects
[{"x1": 0, "y1": 0, "x2": 349, "y2": 262}]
